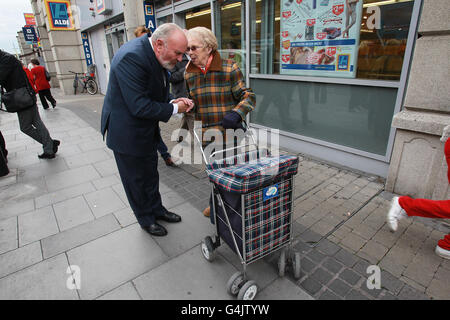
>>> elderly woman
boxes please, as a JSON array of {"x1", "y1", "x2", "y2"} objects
[{"x1": 184, "y1": 27, "x2": 256, "y2": 217}]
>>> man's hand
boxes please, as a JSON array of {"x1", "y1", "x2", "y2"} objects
[{"x1": 174, "y1": 98, "x2": 194, "y2": 113}]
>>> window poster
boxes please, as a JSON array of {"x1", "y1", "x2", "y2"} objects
[{"x1": 280, "y1": 0, "x2": 363, "y2": 78}]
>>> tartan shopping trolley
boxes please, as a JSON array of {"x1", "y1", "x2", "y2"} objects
[{"x1": 193, "y1": 124, "x2": 301, "y2": 300}]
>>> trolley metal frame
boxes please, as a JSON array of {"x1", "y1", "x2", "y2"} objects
[{"x1": 193, "y1": 123, "x2": 300, "y2": 300}]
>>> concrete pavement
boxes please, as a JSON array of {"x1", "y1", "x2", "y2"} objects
[{"x1": 0, "y1": 90, "x2": 448, "y2": 300}]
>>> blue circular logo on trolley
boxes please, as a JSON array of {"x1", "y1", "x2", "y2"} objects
[{"x1": 263, "y1": 184, "x2": 279, "y2": 200}]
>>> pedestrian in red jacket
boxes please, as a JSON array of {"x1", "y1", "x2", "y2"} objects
[
  {"x1": 22, "y1": 64, "x2": 37, "y2": 93},
  {"x1": 30, "y1": 59, "x2": 57, "y2": 109},
  {"x1": 387, "y1": 127, "x2": 450, "y2": 260}
]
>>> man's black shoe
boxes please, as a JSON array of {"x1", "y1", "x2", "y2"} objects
[
  {"x1": 38, "y1": 153, "x2": 55, "y2": 159},
  {"x1": 141, "y1": 223, "x2": 167, "y2": 236},
  {"x1": 53, "y1": 140, "x2": 60, "y2": 154},
  {"x1": 156, "y1": 211, "x2": 181, "y2": 223}
]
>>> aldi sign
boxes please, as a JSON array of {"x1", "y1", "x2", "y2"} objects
[{"x1": 45, "y1": 0, "x2": 75, "y2": 30}]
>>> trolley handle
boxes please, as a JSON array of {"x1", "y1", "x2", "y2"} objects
[{"x1": 193, "y1": 119, "x2": 259, "y2": 165}]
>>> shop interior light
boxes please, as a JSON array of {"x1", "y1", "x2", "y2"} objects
[
  {"x1": 363, "y1": 0, "x2": 412, "y2": 8},
  {"x1": 221, "y1": 0, "x2": 261, "y2": 10},
  {"x1": 221, "y1": 3, "x2": 241, "y2": 10},
  {"x1": 186, "y1": 9, "x2": 211, "y2": 19}
]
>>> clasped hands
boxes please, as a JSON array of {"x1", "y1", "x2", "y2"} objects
[{"x1": 173, "y1": 98, "x2": 194, "y2": 113}]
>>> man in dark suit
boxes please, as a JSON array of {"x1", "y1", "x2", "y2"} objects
[{"x1": 101, "y1": 23, "x2": 193, "y2": 236}]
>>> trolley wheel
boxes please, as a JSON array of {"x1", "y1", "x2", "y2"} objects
[
  {"x1": 237, "y1": 280, "x2": 258, "y2": 300},
  {"x1": 291, "y1": 251, "x2": 301, "y2": 279},
  {"x1": 278, "y1": 249, "x2": 287, "y2": 277},
  {"x1": 226, "y1": 272, "x2": 245, "y2": 296},
  {"x1": 201, "y1": 236, "x2": 216, "y2": 262}
]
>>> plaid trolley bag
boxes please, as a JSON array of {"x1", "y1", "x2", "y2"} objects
[{"x1": 201, "y1": 148, "x2": 301, "y2": 300}]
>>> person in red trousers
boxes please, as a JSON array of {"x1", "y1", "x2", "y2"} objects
[
  {"x1": 387, "y1": 126, "x2": 450, "y2": 260},
  {"x1": 30, "y1": 59, "x2": 57, "y2": 109}
]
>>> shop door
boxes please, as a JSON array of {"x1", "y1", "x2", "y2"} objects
[
  {"x1": 214, "y1": 0, "x2": 246, "y2": 74},
  {"x1": 105, "y1": 23, "x2": 127, "y2": 63}
]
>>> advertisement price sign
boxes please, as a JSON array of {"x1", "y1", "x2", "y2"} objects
[{"x1": 280, "y1": 0, "x2": 363, "y2": 78}]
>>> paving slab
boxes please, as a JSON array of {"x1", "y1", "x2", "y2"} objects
[
  {"x1": 18, "y1": 206, "x2": 59, "y2": 246},
  {"x1": 96, "y1": 282, "x2": 142, "y2": 300},
  {"x1": 0, "y1": 241, "x2": 42, "y2": 278},
  {"x1": 256, "y1": 277, "x2": 313, "y2": 300},
  {"x1": 42, "y1": 214, "x2": 121, "y2": 259},
  {"x1": 133, "y1": 246, "x2": 238, "y2": 300},
  {"x1": 153, "y1": 202, "x2": 215, "y2": 258},
  {"x1": 66, "y1": 223, "x2": 169, "y2": 300},
  {"x1": 0, "y1": 216, "x2": 18, "y2": 255},
  {"x1": 84, "y1": 187, "x2": 126, "y2": 218},
  {"x1": 0, "y1": 254, "x2": 78, "y2": 300},
  {"x1": 53, "y1": 196, "x2": 95, "y2": 231},
  {"x1": 45, "y1": 165, "x2": 101, "y2": 192}
]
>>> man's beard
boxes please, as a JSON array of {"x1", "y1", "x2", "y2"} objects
[{"x1": 161, "y1": 60, "x2": 176, "y2": 70}]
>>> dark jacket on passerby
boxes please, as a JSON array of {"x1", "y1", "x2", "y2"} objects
[
  {"x1": 0, "y1": 50, "x2": 33, "y2": 93},
  {"x1": 169, "y1": 53, "x2": 189, "y2": 98}
]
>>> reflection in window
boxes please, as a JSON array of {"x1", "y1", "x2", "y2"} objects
[
  {"x1": 185, "y1": 5, "x2": 211, "y2": 30},
  {"x1": 250, "y1": 79, "x2": 398, "y2": 155},
  {"x1": 155, "y1": 0, "x2": 172, "y2": 10},
  {"x1": 215, "y1": 1, "x2": 245, "y2": 72},
  {"x1": 250, "y1": 0, "x2": 414, "y2": 80},
  {"x1": 157, "y1": 14, "x2": 173, "y2": 27}
]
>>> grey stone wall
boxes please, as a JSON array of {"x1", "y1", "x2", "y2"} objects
[
  {"x1": 386, "y1": 0, "x2": 450, "y2": 200},
  {"x1": 31, "y1": 0, "x2": 85, "y2": 94}
]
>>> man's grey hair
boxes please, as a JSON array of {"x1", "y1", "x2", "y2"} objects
[{"x1": 151, "y1": 23, "x2": 184, "y2": 43}]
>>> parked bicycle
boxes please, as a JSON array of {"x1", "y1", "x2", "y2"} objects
[{"x1": 69, "y1": 70, "x2": 98, "y2": 95}]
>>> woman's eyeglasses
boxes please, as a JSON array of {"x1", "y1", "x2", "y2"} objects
[{"x1": 186, "y1": 45, "x2": 203, "y2": 52}]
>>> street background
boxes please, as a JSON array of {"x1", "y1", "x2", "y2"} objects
[{"x1": 0, "y1": 89, "x2": 449, "y2": 300}]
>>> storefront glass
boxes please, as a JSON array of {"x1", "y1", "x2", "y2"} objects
[
  {"x1": 250, "y1": 0, "x2": 414, "y2": 81},
  {"x1": 157, "y1": 14, "x2": 173, "y2": 26},
  {"x1": 155, "y1": 0, "x2": 172, "y2": 10},
  {"x1": 215, "y1": 1, "x2": 246, "y2": 72},
  {"x1": 251, "y1": 78, "x2": 397, "y2": 155},
  {"x1": 105, "y1": 23, "x2": 127, "y2": 63},
  {"x1": 185, "y1": 4, "x2": 211, "y2": 29}
]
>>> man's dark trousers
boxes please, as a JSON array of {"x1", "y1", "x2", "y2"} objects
[{"x1": 113, "y1": 150, "x2": 167, "y2": 227}]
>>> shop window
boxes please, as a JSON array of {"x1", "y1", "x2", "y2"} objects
[
  {"x1": 250, "y1": 0, "x2": 414, "y2": 81},
  {"x1": 251, "y1": 78, "x2": 397, "y2": 155},
  {"x1": 215, "y1": 1, "x2": 246, "y2": 73},
  {"x1": 185, "y1": 4, "x2": 211, "y2": 30},
  {"x1": 157, "y1": 14, "x2": 173, "y2": 26},
  {"x1": 155, "y1": 0, "x2": 172, "y2": 10}
]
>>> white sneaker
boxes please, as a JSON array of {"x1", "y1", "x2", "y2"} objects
[
  {"x1": 387, "y1": 196, "x2": 408, "y2": 232},
  {"x1": 435, "y1": 245, "x2": 450, "y2": 260}
]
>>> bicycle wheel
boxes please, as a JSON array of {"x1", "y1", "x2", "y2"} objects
[
  {"x1": 86, "y1": 79, "x2": 98, "y2": 95},
  {"x1": 73, "y1": 79, "x2": 78, "y2": 95}
]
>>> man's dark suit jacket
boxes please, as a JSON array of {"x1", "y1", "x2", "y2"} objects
[{"x1": 101, "y1": 34, "x2": 173, "y2": 157}]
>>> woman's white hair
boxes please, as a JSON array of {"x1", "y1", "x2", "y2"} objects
[
  {"x1": 186, "y1": 27, "x2": 218, "y2": 51},
  {"x1": 151, "y1": 23, "x2": 184, "y2": 42}
]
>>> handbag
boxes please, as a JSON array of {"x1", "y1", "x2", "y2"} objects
[
  {"x1": 45, "y1": 68, "x2": 51, "y2": 81},
  {"x1": 1, "y1": 85, "x2": 36, "y2": 113}
]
